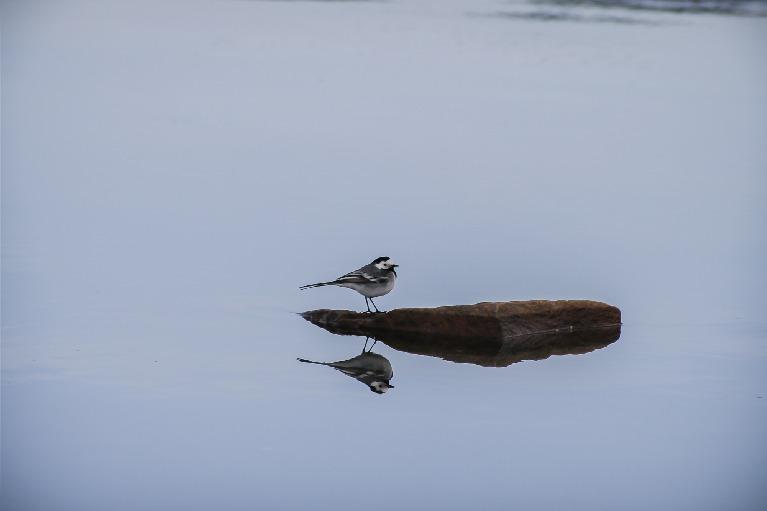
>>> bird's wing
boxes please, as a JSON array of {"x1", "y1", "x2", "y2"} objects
[
  {"x1": 336, "y1": 367, "x2": 390, "y2": 383},
  {"x1": 330, "y1": 355, "x2": 390, "y2": 377},
  {"x1": 335, "y1": 366, "x2": 371, "y2": 377},
  {"x1": 333, "y1": 269, "x2": 379, "y2": 285}
]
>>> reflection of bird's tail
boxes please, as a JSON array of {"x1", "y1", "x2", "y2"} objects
[
  {"x1": 299, "y1": 281, "x2": 334, "y2": 290},
  {"x1": 297, "y1": 358, "x2": 329, "y2": 365}
]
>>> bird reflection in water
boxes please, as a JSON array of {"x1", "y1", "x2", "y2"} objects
[{"x1": 298, "y1": 337, "x2": 394, "y2": 394}]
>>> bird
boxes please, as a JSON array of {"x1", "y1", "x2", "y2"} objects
[
  {"x1": 298, "y1": 338, "x2": 394, "y2": 394},
  {"x1": 299, "y1": 256, "x2": 398, "y2": 313}
]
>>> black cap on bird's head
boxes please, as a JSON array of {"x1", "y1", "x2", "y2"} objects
[
  {"x1": 372, "y1": 257, "x2": 399, "y2": 275},
  {"x1": 369, "y1": 381, "x2": 394, "y2": 394}
]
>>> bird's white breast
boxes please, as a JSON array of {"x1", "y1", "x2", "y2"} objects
[
  {"x1": 339, "y1": 274, "x2": 395, "y2": 298},
  {"x1": 368, "y1": 275, "x2": 396, "y2": 298}
]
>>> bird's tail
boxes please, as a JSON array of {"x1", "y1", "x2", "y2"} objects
[
  {"x1": 297, "y1": 358, "x2": 329, "y2": 365},
  {"x1": 299, "y1": 281, "x2": 335, "y2": 290}
]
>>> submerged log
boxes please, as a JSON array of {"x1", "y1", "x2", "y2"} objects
[
  {"x1": 302, "y1": 300, "x2": 620, "y2": 341},
  {"x1": 301, "y1": 300, "x2": 621, "y2": 367}
]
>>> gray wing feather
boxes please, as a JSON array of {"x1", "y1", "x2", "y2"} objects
[
  {"x1": 334, "y1": 272, "x2": 376, "y2": 285},
  {"x1": 333, "y1": 263, "x2": 382, "y2": 285}
]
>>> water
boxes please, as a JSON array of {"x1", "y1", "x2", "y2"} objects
[{"x1": 2, "y1": 1, "x2": 766, "y2": 510}]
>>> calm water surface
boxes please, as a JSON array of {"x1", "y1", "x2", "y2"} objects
[{"x1": 2, "y1": 1, "x2": 766, "y2": 510}]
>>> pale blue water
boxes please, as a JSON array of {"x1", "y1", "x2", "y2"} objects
[{"x1": 2, "y1": 1, "x2": 766, "y2": 510}]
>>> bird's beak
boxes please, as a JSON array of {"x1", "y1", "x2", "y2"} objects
[
  {"x1": 387, "y1": 384, "x2": 395, "y2": 388},
  {"x1": 392, "y1": 264, "x2": 399, "y2": 267}
]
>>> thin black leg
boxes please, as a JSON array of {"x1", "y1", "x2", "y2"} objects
[
  {"x1": 364, "y1": 297, "x2": 372, "y2": 313},
  {"x1": 362, "y1": 336, "x2": 370, "y2": 353},
  {"x1": 369, "y1": 339, "x2": 378, "y2": 351},
  {"x1": 370, "y1": 298, "x2": 381, "y2": 313}
]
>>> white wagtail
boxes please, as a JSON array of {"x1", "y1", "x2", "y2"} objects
[
  {"x1": 297, "y1": 339, "x2": 394, "y2": 394},
  {"x1": 299, "y1": 256, "x2": 398, "y2": 313}
]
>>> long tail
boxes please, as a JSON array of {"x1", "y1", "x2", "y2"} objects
[
  {"x1": 299, "y1": 281, "x2": 335, "y2": 290},
  {"x1": 297, "y1": 358, "x2": 329, "y2": 365}
]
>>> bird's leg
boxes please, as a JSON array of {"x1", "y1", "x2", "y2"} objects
[
  {"x1": 368, "y1": 339, "x2": 378, "y2": 351},
  {"x1": 370, "y1": 298, "x2": 382, "y2": 313},
  {"x1": 364, "y1": 297, "x2": 372, "y2": 313},
  {"x1": 362, "y1": 336, "x2": 370, "y2": 353}
]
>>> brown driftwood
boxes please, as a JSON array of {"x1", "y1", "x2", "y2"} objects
[{"x1": 301, "y1": 300, "x2": 621, "y2": 367}]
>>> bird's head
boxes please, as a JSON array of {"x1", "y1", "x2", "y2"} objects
[
  {"x1": 373, "y1": 257, "x2": 398, "y2": 275},
  {"x1": 369, "y1": 381, "x2": 394, "y2": 394}
]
